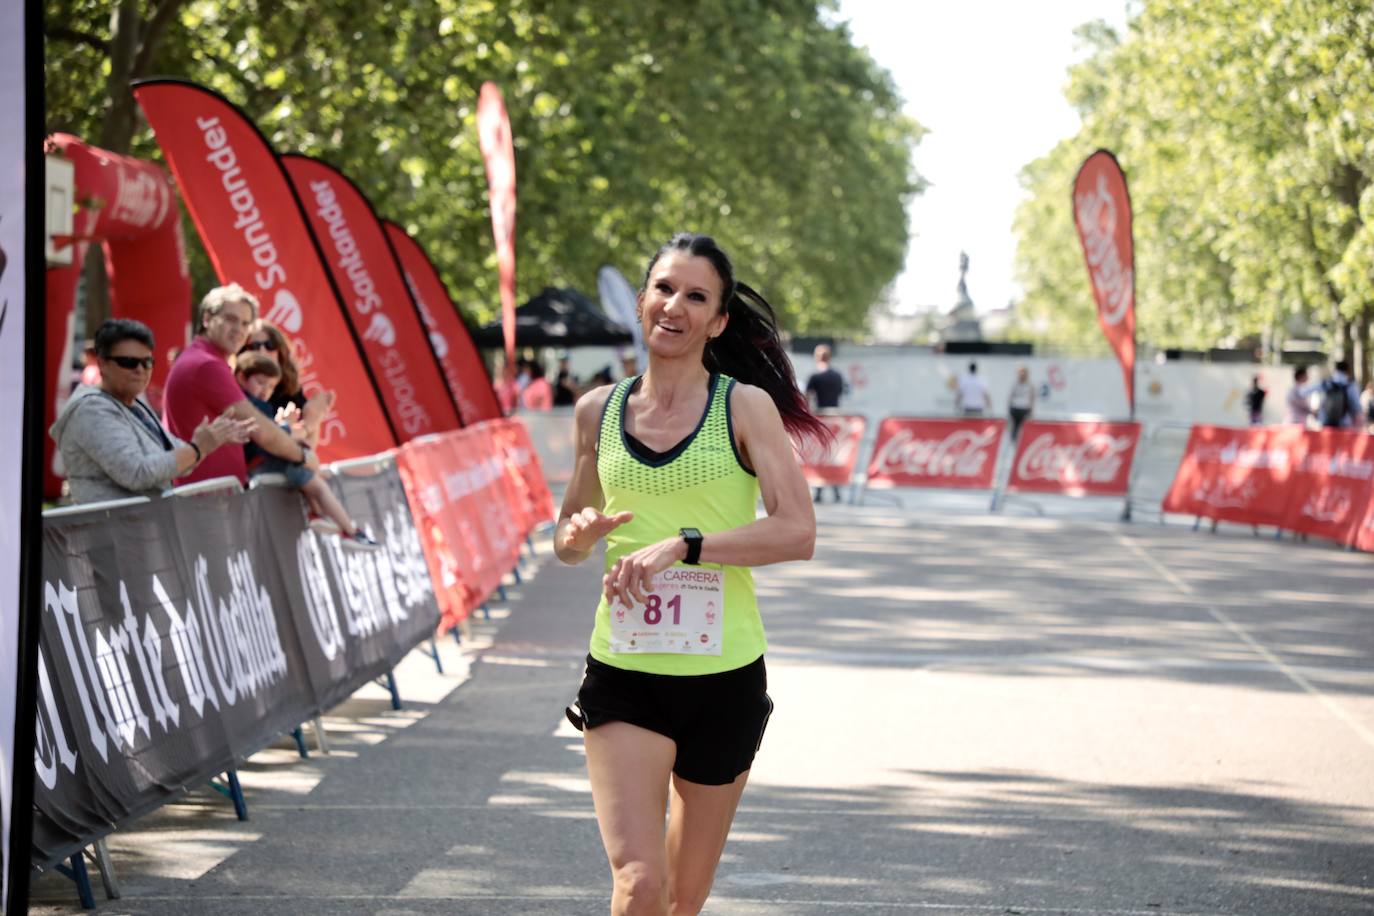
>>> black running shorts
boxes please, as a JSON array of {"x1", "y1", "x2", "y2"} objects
[{"x1": 567, "y1": 653, "x2": 773, "y2": 786}]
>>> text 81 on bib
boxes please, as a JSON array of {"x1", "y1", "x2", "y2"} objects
[{"x1": 609, "y1": 566, "x2": 725, "y2": 655}]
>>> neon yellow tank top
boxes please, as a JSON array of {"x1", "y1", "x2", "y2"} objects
[{"x1": 589, "y1": 373, "x2": 764, "y2": 674}]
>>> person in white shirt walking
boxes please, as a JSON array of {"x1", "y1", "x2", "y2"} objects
[{"x1": 955, "y1": 362, "x2": 991, "y2": 416}]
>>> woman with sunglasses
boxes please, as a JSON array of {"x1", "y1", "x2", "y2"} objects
[
  {"x1": 239, "y1": 319, "x2": 334, "y2": 446},
  {"x1": 556, "y1": 233, "x2": 823, "y2": 915},
  {"x1": 51, "y1": 318, "x2": 253, "y2": 504}
]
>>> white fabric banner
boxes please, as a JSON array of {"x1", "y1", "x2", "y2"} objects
[{"x1": 0, "y1": 0, "x2": 27, "y2": 908}]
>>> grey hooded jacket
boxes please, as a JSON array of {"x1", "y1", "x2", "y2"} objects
[{"x1": 50, "y1": 385, "x2": 188, "y2": 504}]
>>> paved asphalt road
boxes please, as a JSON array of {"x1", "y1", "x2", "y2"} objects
[{"x1": 29, "y1": 503, "x2": 1374, "y2": 915}]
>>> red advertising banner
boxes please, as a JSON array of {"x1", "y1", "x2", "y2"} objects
[
  {"x1": 1161, "y1": 425, "x2": 1306, "y2": 528},
  {"x1": 1073, "y1": 150, "x2": 1136, "y2": 413},
  {"x1": 864, "y1": 417, "x2": 1005, "y2": 490},
  {"x1": 476, "y1": 82, "x2": 518, "y2": 364},
  {"x1": 1006, "y1": 420, "x2": 1141, "y2": 497},
  {"x1": 394, "y1": 423, "x2": 533, "y2": 629},
  {"x1": 490, "y1": 418, "x2": 556, "y2": 526},
  {"x1": 132, "y1": 79, "x2": 395, "y2": 459},
  {"x1": 383, "y1": 219, "x2": 502, "y2": 424},
  {"x1": 1278, "y1": 430, "x2": 1374, "y2": 547},
  {"x1": 281, "y1": 155, "x2": 461, "y2": 440},
  {"x1": 797, "y1": 415, "x2": 867, "y2": 488},
  {"x1": 1355, "y1": 497, "x2": 1374, "y2": 553}
]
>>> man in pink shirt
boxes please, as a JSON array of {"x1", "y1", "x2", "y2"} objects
[{"x1": 164, "y1": 283, "x2": 319, "y2": 485}]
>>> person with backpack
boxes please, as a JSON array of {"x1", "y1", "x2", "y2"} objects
[{"x1": 1317, "y1": 360, "x2": 1362, "y2": 429}]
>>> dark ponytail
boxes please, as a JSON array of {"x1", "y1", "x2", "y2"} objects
[{"x1": 642, "y1": 233, "x2": 829, "y2": 444}]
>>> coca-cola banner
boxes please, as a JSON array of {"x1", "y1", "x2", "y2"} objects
[
  {"x1": 1073, "y1": 150, "x2": 1136, "y2": 413},
  {"x1": 383, "y1": 220, "x2": 502, "y2": 424},
  {"x1": 1277, "y1": 430, "x2": 1374, "y2": 547},
  {"x1": 1006, "y1": 420, "x2": 1141, "y2": 497},
  {"x1": 32, "y1": 467, "x2": 439, "y2": 874},
  {"x1": 476, "y1": 82, "x2": 518, "y2": 365},
  {"x1": 797, "y1": 415, "x2": 867, "y2": 488},
  {"x1": 282, "y1": 155, "x2": 462, "y2": 440},
  {"x1": 864, "y1": 417, "x2": 1005, "y2": 491},
  {"x1": 1162, "y1": 425, "x2": 1305, "y2": 529},
  {"x1": 131, "y1": 79, "x2": 396, "y2": 459}
]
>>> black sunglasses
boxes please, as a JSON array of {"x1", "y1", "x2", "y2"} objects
[
  {"x1": 242, "y1": 339, "x2": 279, "y2": 352},
  {"x1": 109, "y1": 355, "x2": 154, "y2": 370}
]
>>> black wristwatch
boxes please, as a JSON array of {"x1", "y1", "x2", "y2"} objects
[{"x1": 679, "y1": 527, "x2": 703, "y2": 565}]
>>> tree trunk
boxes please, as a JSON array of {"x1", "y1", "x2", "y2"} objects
[
  {"x1": 1355, "y1": 303, "x2": 1372, "y2": 388},
  {"x1": 79, "y1": 0, "x2": 141, "y2": 331}
]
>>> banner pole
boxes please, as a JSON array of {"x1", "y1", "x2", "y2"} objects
[{"x1": 5, "y1": 0, "x2": 45, "y2": 910}]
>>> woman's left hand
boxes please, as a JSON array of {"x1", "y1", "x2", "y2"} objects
[{"x1": 603, "y1": 537, "x2": 687, "y2": 608}]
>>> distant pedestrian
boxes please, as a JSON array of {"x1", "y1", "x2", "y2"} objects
[
  {"x1": 804, "y1": 344, "x2": 845, "y2": 410},
  {"x1": 1007, "y1": 365, "x2": 1035, "y2": 440},
  {"x1": 1244, "y1": 375, "x2": 1267, "y2": 426},
  {"x1": 955, "y1": 361, "x2": 990, "y2": 416},
  {"x1": 1284, "y1": 366, "x2": 1316, "y2": 426},
  {"x1": 1318, "y1": 360, "x2": 1361, "y2": 429},
  {"x1": 1363, "y1": 381, "x2": 1374, "y2": 433},
  {"x1": 805, "y1": 344, "x2": 846, "y2": 502}
]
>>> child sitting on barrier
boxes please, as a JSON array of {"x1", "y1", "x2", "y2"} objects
[{"x1": 235, "y1": 354, "x2": 379, "y2": 551}]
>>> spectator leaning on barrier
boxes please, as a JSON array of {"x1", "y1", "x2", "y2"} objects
[
  {"x1": 164, "y1": 283, "x2": 321, "y2": 486},
  {"x1": 1285, "y1": 366, "x2": 1317, "y2": 426},
  {"x1": 235, "y1": 355, "x2": 378, "y2": 550},
  {"x1": 1317, "y1": 359, "x2": 1362, "y2": 429},
  {"x1": 50, "y1": 318, "x2": 253, "y2": 504},
  {"x1": 238, "y1": 318, "x2": 335, "y2": 448}
]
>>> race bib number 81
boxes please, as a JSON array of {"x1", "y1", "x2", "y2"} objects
[{"x1": 608, "y1": 565, "x2": 725, "y2": 655}]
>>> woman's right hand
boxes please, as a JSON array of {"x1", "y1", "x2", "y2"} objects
[{"x1": 559, "y1": 507, "x2": 633, "y2": 555}]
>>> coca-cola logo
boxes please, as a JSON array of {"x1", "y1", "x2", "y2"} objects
[
  {"x1": 1015, "y1": 432, "x2": 1133, "y2": 485},
  {"x1": 1075, "y1": 173, "x2": 1132, "y2": 327},
  {"x1": 871, "y1": 427, "x2": 998, "y2": 479},
  {"x1": 795, "y1": 418, "x2": 862, "y2": 467}
]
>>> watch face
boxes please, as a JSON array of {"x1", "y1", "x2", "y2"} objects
[{"x1": 681, "y1": 528, "x2": 702, "y2": 540}]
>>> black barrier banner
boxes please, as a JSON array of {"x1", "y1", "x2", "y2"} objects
[{"x1": 32, "y1": 464, "x2": 439, "y2": 871}]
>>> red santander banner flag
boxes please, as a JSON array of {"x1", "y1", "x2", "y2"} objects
[
  {"x1": 383, "y1": 220, "x2": 502, "y2": 424},
  {"x1": 476, "y1": 82, "x2": 518, "y2": 365},
  {"x1": 132, "y1": 79, "x2": 396, "y2": 458},
  {"x1": 281, "y1": 155, "x2": 461, "y2": 440},
  {"x1": 797, "y1": 415, "x2": 867, "y2": 488},
  {"x1": 1073, "y1": 150, "x2": 1136, "y2": 414},
  {"x1": 865, "y1": 417, "x2": 1005, "y2": 490},
  {"x1": 1006, "y1": 420, "x2": 1141, "y2": 497}
]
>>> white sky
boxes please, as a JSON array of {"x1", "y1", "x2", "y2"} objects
[{"x1": 838, "y1": 0, "x2": 1130, "y2": 316}]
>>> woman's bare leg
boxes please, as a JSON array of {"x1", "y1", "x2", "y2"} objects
[
  {"x1": 665, "y1": 771, "x2": 750, "y2": 915},
  {"x1": 584, "y1": 721, "x2": 677, "y2": 915}
]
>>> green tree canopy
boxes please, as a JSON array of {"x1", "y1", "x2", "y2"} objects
[
  {"x1": 46, "y1": 0, "x2": 925, "y2": 335},
  {"x1": 1013, "y1": 0, "x2": 1373, "y2": 381}
]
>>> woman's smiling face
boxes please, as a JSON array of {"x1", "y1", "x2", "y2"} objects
[{"x1": 639, "y1": 252, "x2": 728, "y2": 358}]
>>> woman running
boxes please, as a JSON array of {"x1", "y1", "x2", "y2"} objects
[{"x1": 555, "y1": 233, "x2": 824, "y2": 915}]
